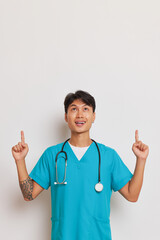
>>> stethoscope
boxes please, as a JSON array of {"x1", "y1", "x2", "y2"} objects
[{"x1": 54, "y1": 138, "x2": 103, "y2": 192}]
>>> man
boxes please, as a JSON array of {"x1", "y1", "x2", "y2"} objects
[{"x1": 12, "y1": 90, "x2": 149, "y2": 240}]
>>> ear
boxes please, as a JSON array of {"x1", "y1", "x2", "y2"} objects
[
  {"x1": 64, "y1": 113, "x2": 68, "y2": 123},
  {"x1": 92, "y1": 112, "x2": 96, "y2": 122}
]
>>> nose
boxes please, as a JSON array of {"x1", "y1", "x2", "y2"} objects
[{"x1": 76, "y1": 109, "x2": 84, "y2": 117}]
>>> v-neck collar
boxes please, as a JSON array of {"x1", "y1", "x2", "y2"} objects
[{"x1": 66, "y1": 140, "x2": 94, "y2": 163}]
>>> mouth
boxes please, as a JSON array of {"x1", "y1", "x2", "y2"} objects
[{"x1": 75, "y1": 121, "x2": 86, "y2": 127}]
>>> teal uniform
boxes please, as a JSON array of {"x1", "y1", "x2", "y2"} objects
[{"x1": 29, "y1": 141, "x2": 133, "y2": 240}]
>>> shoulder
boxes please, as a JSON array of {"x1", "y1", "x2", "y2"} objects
[
  {"x1": 95, "y1": 141, "x2": 115, "y2": 155},
  {"x1": 41, "y1": 141, "x2": 65, "y2": 158}
]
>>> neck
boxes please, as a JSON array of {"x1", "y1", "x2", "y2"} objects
[{"x1": 69, "y1": 132, "x2": 92, "y2": 147}]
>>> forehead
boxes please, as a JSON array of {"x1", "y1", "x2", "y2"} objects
[{"x1": 69, "y1": 99, "x2": 90, "y2": 107}]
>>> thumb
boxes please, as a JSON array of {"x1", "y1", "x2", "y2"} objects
[{"x1": 22, "y1": 142, "x2": 27, "y2": 147}]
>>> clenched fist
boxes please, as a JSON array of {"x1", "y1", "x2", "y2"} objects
[{"x1": 11, "y1": 130, "x2": 29, "y2": 163}]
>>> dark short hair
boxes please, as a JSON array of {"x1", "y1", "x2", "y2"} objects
[{"x1": 64, "y1": 90, "x2": 96, "y2": 113}]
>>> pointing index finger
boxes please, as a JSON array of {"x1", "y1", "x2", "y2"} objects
[
  {"x1": 135, "y1": 129, "x2": 139, "y2": 142},
  {"x1": 21, "y1": 130, "x2": 25, "y2": 144}
]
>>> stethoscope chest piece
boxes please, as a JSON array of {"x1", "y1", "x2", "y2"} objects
[{"x1": 95, "y1": 182, "x2": 103, "y2": 192}]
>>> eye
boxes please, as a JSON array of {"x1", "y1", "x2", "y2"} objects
[
  {"x1": 71, "y1": 107, "x2": 76, "y2": 111},
  {"x1": 84, "y1": 107, "x2": 89, "y2": 111}
]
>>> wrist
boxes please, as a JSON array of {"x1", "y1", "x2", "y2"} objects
[
  {"x1": 136, "y1": 157, "x2": 147, "y2": 162},
  {"x1": 15, "y1": 158, "x2": 26, "y2": 166},
  {"x1": 136, "y1": 157, "x2": 146, "y2": 168}
]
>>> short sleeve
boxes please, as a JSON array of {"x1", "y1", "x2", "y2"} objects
[
  {"x1": 111, "y1": 149, "x2": 133, "y2": 192},
  {"x1": 29, "y1": 149, "x2": 50, "y2": 190}
]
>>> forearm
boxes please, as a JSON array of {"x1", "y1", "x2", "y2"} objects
[
  {"x1": 128, "y1": 158, "x2": 146, "y2": 201},
  {"x1": 16, "y1": 159, "x2": 33, "y2": 201}
]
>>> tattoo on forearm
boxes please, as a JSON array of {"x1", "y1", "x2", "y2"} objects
[{"x1": 20, "y1": 176, "x2": 34, "y2": 200}]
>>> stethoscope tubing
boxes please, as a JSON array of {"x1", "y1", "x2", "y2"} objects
[{"x1": 54, "y1": 138, "x2": 103, "y2": 191}]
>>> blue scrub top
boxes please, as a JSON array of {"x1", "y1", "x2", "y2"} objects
[{"x1": 29, "y1": 141, "x2": 133, "y2": 240}]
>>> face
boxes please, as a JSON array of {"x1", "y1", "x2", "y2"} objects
[{"x1": 65, "y1": 99, "x2": 96, "y2": 134}]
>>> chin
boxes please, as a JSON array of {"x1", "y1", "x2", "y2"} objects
[{"x1": 72, "y1": 128, "x2": 90, "y2": 134}]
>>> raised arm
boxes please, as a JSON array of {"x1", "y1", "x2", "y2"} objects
[
  {"x1": 119, "y1": 130, "x2": 149, "y2": 202},
  {"x1": 12, "y1": 130, "x2": 44, "y2": 201}
]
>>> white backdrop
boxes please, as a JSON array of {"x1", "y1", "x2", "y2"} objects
[{"x1": 0, "y1": 0, "x2": 159, "y2": 239}]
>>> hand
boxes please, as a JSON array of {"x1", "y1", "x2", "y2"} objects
[
  {"x1": 11, "y1": 130, "x2": 29, "y2": 163},
  {"x1": 132, "y1": 130, "x2": 149, "y2": 161}
]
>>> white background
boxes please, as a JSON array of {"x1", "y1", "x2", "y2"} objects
[{"x1": 0, "y1": 0, "x2": 159, "y2": 239}]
